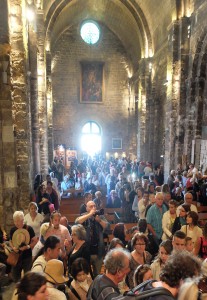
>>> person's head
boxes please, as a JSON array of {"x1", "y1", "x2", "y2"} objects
[
  {"x1": 163, "y1": 192, "x2": 172, "y2": 203},
  {"x1": 46, "y1": 174, "x2": 51, "y2": 182},
  {"x1": 95, "y1": 191, "x2": 102, "y2": 199},
  {"x1": 70, "y1": 258, "x2": 90, "y2": 282},
  {"x1": 46, "y1": 181, "x2": 53, "y2": 190},
  {"x1": 13, "y1": 211, "x2": 24, "y2": 229},
  {"x1": 60, "y1": 216, "x2": 68, "y2": 228},
  {"x1": 149, "y1": 193, "x2": 155, "y2": 203},
  {"x1": 148, "y1": 183, "x2": 155, "y2": 194},
  {"x1": 158, "y1": 240, "x2": 173, "y2": 264},
  {"x1": 132, "y1": 233, "x2": 148, "y2": 255},
  {"x1": 185, "y1": 237, "x2": 193, "y2": 252},
  {"x1": 136, "y1": 187, "x2": 144, "y2": 198},
  {"x1": 133, "y1": 264, "x2": 152, "y2": 286},
  {"x1": 45, "y1": 259, "x2": 68, "y2": 285},
  {"x1": 28, "y1": 202, "x2": 38, "y2": 215},
  {"x1": 172, "y1": 230, "x2": 186, "y2": 251},
  {"x1": 112, "y1": 223, "x2": 126, "y2": 241},
  {"x1": 170, "y1": 170, "x2": 176, "y2": 177},
  {"x1": 84, "y1": 192, "x2": 93, "y2": 204},
  {"x1": 50, "y1": 211, "x2": 61, "y2": 229},
  {"x1": 138, "y1": 219, "x2": 147, "y2": 233},
  {"x1": 110, "y1": 190, "x2": 117, "y2": 199},
  {"x1": 104, "y1": 248, "x2": 131, "y2": 284},
  {"x1": 184, "y1": 193, "x2": 193, "y2": 205},
  {"x1": 16, "y1": 272, "x2": 48, "y2": 300},
  {"x1": 71, "y1": 224, "x2": 86, "y2": 242},
  {"x1": 38, "y1": 184, "x2": 46, "y2": 196},
  {"x1": 161, "y1": 184, "x2": 170, "y2": 193},
  {"x1": 108, "y1": 238, "x2": 124, "y2": 250},
  {"x1": 155, "y1": 192, "x2": 164, "y2": 208},
  {"x1": 86, "y1": 200, "x2": 96, "y2": 213},
  {"x1": 43, "y1": 236, "x2": 61, "y2": 259},
  {"x1": 186, "y1": 211, "x2": 199, "y2": 226},
  {"x1": 143, "y1": 191, "x2": 149, "y2": 202},
  {"x1": 169, "y1": 200, "x2": 177, "y2": 214},
  {"x1": 179, "y1": 204, "x2": 191, "y2": 218},
  {"x1": 160, "y1": 251, "x2": 201, "y2": 290}
]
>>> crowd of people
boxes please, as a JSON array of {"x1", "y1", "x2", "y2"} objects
[{"x1": 1, "y1": 157, "x2": 207, "y2": 299}]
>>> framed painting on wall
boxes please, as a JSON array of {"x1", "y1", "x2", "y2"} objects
[
  {"x1": 112, "y1": 138, "x2": 122, "y2": 150},
  {"x1": 80, "y1": 61, "x2": 104, "y2": 103}
]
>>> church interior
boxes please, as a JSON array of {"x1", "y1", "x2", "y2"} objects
[{"x1": 1, "y1": 0, "x2": 207, "y2": 228}]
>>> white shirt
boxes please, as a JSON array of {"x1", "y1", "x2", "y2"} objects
[
  {"x1": 176, "y1": 203, "x2": 198, "y2": 216},
  {"x1": 24, "y1": 213, "x2": 44, "y2": 237},
  {"x1": 47, "y1": 282, "x2": 67, "y2": 300}
]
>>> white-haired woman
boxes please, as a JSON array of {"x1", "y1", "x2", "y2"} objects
[
  {"x1": 10, "y1": 211, "x2": 35, "y2": 282},
  {"x1": 24, "y1": 202, "x2": 44, "y2": 237},
  {"x1": 68, "y1": 224, "x2": 91, "y2": 275}
]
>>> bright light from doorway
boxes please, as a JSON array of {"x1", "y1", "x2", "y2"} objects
[
  {"x1": 81, "y1": 134, "x2": 101, "y2": 156},
  {"x1": 81, "y1": 121, "x2": 101, "y2": 156}
]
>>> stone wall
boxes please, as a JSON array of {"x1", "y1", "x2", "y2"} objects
[{"x1": 51, "y1": 23, "x2": 137, "y2": 159}]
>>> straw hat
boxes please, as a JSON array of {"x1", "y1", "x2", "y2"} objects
[
  {"x1": 44, "y1": 259, "x2": 68, "y2": 284},
  {"x1": 12, "y1": 229, "x2": 30, "y2": 248}
]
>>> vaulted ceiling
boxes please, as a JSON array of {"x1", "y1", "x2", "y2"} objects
[{"x1": 42, "y1": 0, "x2": 177, "y2": 69}]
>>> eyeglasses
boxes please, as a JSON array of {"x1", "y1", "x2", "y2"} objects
[{"x1": 135, "y1": 243, "x2": 145, "y2": 246}]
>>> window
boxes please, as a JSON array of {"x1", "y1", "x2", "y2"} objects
[
  {"x1": 81, "y1": 121, "x2": 101, "y2": 155},
  {"x1": 80, "y1": 21, "x2": 100, "y2": 45}
]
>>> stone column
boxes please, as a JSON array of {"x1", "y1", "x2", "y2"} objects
[
  {"x1": 137, "y1": 58, "x2": 152, "y2": 161},
  {"x1": 36, "y1": 8, "x2": 48, "y2": 176},
  {"x1": 28, "y1": 13, "x2": 40, "y2": 177},
  {"x1": 46, "y1": 51, "x2": 54, "y2": 165}
]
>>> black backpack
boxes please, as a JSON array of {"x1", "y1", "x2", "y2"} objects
[{"x1": 89, "y1": 280, "x2": 174, "y2": 300}]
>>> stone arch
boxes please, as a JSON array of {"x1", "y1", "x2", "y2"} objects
[{"x1": 44, "y1": 0, "x2": 153, "y2": 61}]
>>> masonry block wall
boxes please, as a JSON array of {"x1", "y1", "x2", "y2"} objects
[{"x1": 51, "y1": 24, "x2": 137, "y2": 158}]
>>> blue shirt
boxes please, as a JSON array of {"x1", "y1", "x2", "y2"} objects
[{"x1": 146, "y1": 203, "x2": 168, "y2": 239}]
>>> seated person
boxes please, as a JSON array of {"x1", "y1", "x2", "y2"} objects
[{"x1": 106, "y1": 190, "x2": 121, "y2": 208}]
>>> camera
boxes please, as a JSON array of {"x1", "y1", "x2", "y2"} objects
[{"x1": 94, "y1": 208, "x2": 104, "y2": 216}]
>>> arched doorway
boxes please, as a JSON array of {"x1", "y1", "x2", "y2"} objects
[{"x1": 81, "y1": 121, "x2": 102, "y2": 156}]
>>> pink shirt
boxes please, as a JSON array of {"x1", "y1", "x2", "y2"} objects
[{"x1": 45, "y1": 224, "x2": 71, "y2": 252}]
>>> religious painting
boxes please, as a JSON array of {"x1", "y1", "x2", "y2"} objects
[
  {"x1": 112, "y1": 138, "x2": 122, "y2": 150},
  {"x1": 80, "y1": 61, "x2": 104, "y2": 103},
  {"x1": 66, "y1": 149, "x2": 77, "y2": 168},
  {"x1": 53, "y1": 145, "x2": 66, "y2": 167}
]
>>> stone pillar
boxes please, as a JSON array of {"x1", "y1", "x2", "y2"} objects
[
  {"x1": 46, "y1": 51, "x2": 54, "y2": 165},
  {"x1": 36, "y1": 9, "x2": 48, "y2": 176},
  {"x1": 0, "y1": 0, "x2": 33, "y2": 230},
  {"x1": 28, "y1": 14, "x2": 40, "y2": 177},
  {"x1": 137, "y1": 58, "x2": 152, "y2": 161},
  {"x1": 164, "y1": 17, "x2": 190, "y2": 177}
]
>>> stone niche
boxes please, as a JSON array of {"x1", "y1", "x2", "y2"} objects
[{"x1": 51, "y1": 23, "x2": 137, "y2": 157}]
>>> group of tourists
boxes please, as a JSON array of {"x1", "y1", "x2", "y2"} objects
[{"x1": 1, "y1": 157, "x2": 207, "y2": 299}]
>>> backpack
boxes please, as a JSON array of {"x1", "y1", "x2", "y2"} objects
[{"x1": 88, "y1": 280, "x2": 174, "y2": 300}]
